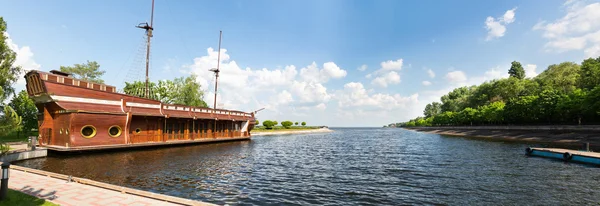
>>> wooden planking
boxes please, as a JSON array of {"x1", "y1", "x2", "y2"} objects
[
  {"x1": 58, "y1": 101, "x2": 123, "y2": 113},
  {"x1": 531, "y1": 148, "x2": 600, "y2": 158},
  {"x1": 69, "y1": 113, "x2": 128, "y2": 147},
  {"x1": 44, "y1": 81, "x2": 159, "y2": 104}
]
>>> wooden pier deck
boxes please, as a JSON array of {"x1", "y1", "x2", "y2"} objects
[{"x1": 526, "y1": 147, "x2": 600, "y2": 165}]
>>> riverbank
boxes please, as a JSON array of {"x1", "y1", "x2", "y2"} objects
[
  {"x1": 251, "y1": 128, "x2": 333, "y2": 136},
  {"x1": 404, "y1": 126, "x2": 600, "y2": 147}
]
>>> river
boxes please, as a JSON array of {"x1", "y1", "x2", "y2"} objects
[{"x1": 15, "y1": 128, "x2": 600, "y2": 205}]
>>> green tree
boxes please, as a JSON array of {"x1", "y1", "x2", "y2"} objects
[
  {"x1": 8, "y1": 90, "x2": 38, "y2": 135},
  {"x1": 578, "y1": 57, "x2": 600, "y2": 90},
  {"x1": 0, "y1": 17, "x2": 24, "y2": 141},
  {"x1": 536, "y1": 62, "x2": 580, "y2": 93},
  {"x1": 172, "y1": 74, "x2": 208, "y2": 107},
  {"x1": 273, "y1": 121, "x2": 278, "y2": 126},
  {"x1": 281, "y1": 121, "x2": 293, "y2": 129},
  {"x1": 124, "y1": 74, "x2": 208, "y2": 107},
  {"x1": 423, "y1": 102, "x2": 442, "y2": 117},
  {"x1": 0, "y1": 17, "x2": 22, "y2": 103},
  {"x1": 262, "y1": 120, "x2": 276, "y2": 129},
  {"x1": 441, "y1": 86, "x2": 474, "y2": 112},
  {"x1": 294, "y1": 122, "x2": 298, "y2": 125},
  {"x1": 508, "y1": 61, "x2": 525, "y2": 79},
  {"x1": 256, "y1": 120, "x2": 260, "y2": 125},
  {"x1": 60, "y1": 61, "x2": 106, "y2": 84},
  {"x1": 301, "y1": 122, "x2": 306, "y2": 126}
]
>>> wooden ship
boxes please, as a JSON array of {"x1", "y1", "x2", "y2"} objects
[{"x1": 24, "y1": 0, "x2": 257, "y2": 151}]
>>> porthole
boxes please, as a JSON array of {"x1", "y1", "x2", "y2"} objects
[
  {"x1": 59, "y1": 129, "x2": 63, "y2": 134},
  {"x1": 135, "y1": 128, "x2": 142, "y2": 134},
  {"x1": 108, "y1": 125, "x2": 122, "y2": 137},
  {"x1": 80, "y1": 125, "x2": 97, "y2": 138}
]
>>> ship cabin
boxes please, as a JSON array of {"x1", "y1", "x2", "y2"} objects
[{"x1": 24, "y1": 70, "x2": 256, "y2": 151}]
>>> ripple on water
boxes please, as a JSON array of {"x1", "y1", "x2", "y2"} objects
[{"x1": 14, "y1": 128, "x2": 600, "y2": 205}]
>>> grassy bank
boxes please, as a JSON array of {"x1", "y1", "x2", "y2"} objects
[
  {"x1": 0, "y1": 131, "x2": 37, "y2": 143},
  {"x1": 253, "y1": 126, "x2": 322, "y2": 132},
  {"x1": 0, "y1": 189, "x2": 58, "y2": 206}
]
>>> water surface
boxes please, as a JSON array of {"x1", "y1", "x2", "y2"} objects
[{"x1": 16, "y1": 128, "x2": 600, "y2": 205}]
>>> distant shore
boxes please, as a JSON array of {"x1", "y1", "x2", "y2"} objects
[
  {"x1": 251, "y1": 128, "x2": 333, "y2": 136},
  {"x1": 404, "y1": 126, "x2": 600, "y2": 147}
]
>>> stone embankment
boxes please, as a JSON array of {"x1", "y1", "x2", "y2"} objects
[{"x1": 404, "y1": 125, "x2": 600, "y2": 146}]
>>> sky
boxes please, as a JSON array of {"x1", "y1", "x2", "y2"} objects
[{"x1": 2, "y1": 0, "x2": 600, "y2": 127}]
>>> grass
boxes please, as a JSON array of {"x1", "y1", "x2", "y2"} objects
[
  {"x1": 0, "y1": 189, "x2": 59, "y2": 206},
  {"x1": 0, "y1": 131, "x2": 37, "y2": 143},
  {"x1": 253, "y1": 126, "x2": 322, "y2": 132}
]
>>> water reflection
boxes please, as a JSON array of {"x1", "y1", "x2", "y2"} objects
[{"x1": 16, "y1": 128, "x2": 600, "y2": 205}]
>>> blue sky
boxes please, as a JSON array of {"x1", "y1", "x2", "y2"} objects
[{"x1": 2, "y1": 0, "x2": 600, "y2": 126}]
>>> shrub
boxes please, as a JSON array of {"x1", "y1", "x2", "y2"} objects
[
  {"x1": 295, "y1": 122, "x2": 298, "y2": 125},
  {"x1": 262, "y1": 120, "x2": 276, "y2": 129},
  {"x1": 301, "y1": 122, "x2": 306, "y2": 126},
  {"x1": 281, "y1": 121, "x2": 293, "y2": 129}
]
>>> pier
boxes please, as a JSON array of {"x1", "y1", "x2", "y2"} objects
[
  {"x1": 8, "y1": 164, "x2": 214, "y2": 206},
  {"x1": 526, "y1": 147, "x2": 600, "y2": 166}
]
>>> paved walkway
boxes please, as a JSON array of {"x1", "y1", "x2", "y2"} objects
[{"x1": 10, "y1": 169, "x2": 183, "y2": 206}]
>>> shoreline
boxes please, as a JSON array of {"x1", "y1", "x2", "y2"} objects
[
  {"x1": 251, "y1": 128, "x2": 333, "y2": 136},
  {"x1": 404, "y1": 126, "x2": 600, "y2": 148}
]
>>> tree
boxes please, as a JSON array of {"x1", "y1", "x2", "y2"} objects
[
  {"x1": 424, "y1": 102, "x2": 442, "y2": 117},
  {"x1": 60, "y1": 61, "x2": 106, "y2": 84},
  {"x1": 441, "y1": 86, "x2": 474, "y2": 112},
  {"x1": 256, "y1": 120, "x2": 260, "y2": 125},
  {"x1": 0, "y1": 17, "x2": 24, "y2": 140},
  {"x1": 301, "y1": 122, "x2": 306, "y2": 126},
  {"x1": 294, "y1": 122, "x2": 298, "y2": 125},
  {"x1": 273, "y1": 121, "x2": 278, "y2": 126},
  {"x1": 172, "y1": 74, "x2": 208, "y2": 107},
  {"x1": 536, "y1": 62, "x2": 580, "y2": 93},
  {"x1": 281, "y1": 121, "x2": 293, "y2": 129},
  {"x1": 578, "y1": 57, "x2": 600, "y2": 90},
  {"x1": 124, "y1": 74, "x2": 208, "y2": 107},
  {"x1": 8, "y1": 90, "x2": 38, "y2": 135},
  {"x1": 0, "y1": 17, "x2": 22, "y2": 103},
  {"x1": 508, "y1": 61, "x2": 525, "y2": 79},
  {"x1": 262, "y1": 120, "x2": 276, "y2": 129}
]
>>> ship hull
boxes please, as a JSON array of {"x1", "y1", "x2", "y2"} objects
[{"x1": 26, "y1": 70, "x2": 256, "y2": 152}]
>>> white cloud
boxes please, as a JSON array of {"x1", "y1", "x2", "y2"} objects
[
  {"x1": 299, "y1": 62, "x2": 347, "y2": 83},
  {"x1": 336, "y1": 82, "x2": 418, "y2": 109},
  {"x1": 4, "y1": 32, "x2": 41, "y2": 97},
  {"x1": 525, "y1": 64, "x2": 538, "y2": 78},
  {"x1": 315, "y1": 103, "x2": 326, "y2": 110},
  {"x1": 371, "y1": 71, "x2": 401, "y2": 88},
  {"x1": 445, "y1": 71, "x2": 467, "y2": 83},
  {"x1": 380, "y1": 59, "x2": 403, "y2": 71},
  {"x1": 485, "y1": 8, "x2": 517, "y2": 40},
  {"x1": 357, "y1": 64, "x2": 368, "y2": 71},
  {"x1": 290, "y1": 81, "x2": 331, "y2": 104},
  {"x1": 533, "y1": 2, "x2": 600, "y2": 58},
  {"x1": 422, "y1": 81, "x2": 432, "y2": 86},
  {"x1": 427, "y1": 69, "x2": 435, "y2": 78}
]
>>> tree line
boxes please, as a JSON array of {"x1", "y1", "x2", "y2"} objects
[
  {"x1": 260, "y1": 120, "x2": 307, "y2": 129},
  {"x1": 397, "y1": 57, "x2": 600, "y2": 127}
]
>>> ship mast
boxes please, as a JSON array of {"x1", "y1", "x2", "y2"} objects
[
  {"x1": 210, "y1": 31, "x2": 222, "y2": 137},
  {"x1": 136, "y1": 0, "x2": 155, "y2": 98},
  {"x1": 210, "y1": 31, "x2": 223, "y2": 110}
]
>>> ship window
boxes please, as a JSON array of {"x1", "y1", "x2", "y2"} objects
[
  {"x1": 135, "y1": 128, "x2": 142, "y2": 134},
  {"x1": 81, "y1": 125, "x2": 97, "y2": 138},
  {"x1": 108, "y1": 125, "x2": 122, "y2": 137},
  {"x1": 59, "y1": 129, "x2": 63, "y2": 134}
]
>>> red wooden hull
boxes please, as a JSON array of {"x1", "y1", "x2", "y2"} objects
[{"x1": 26, "y1": 70, "x2": 256, "y2": 151}]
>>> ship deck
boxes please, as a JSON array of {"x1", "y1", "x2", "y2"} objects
[{"x1": 43, "y1": 136, "x2": 251, "y2": 152}]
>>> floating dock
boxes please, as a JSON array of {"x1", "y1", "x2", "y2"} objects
[{"x1": 526, "y1": 147, "x2": 600, "y2": 166}]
